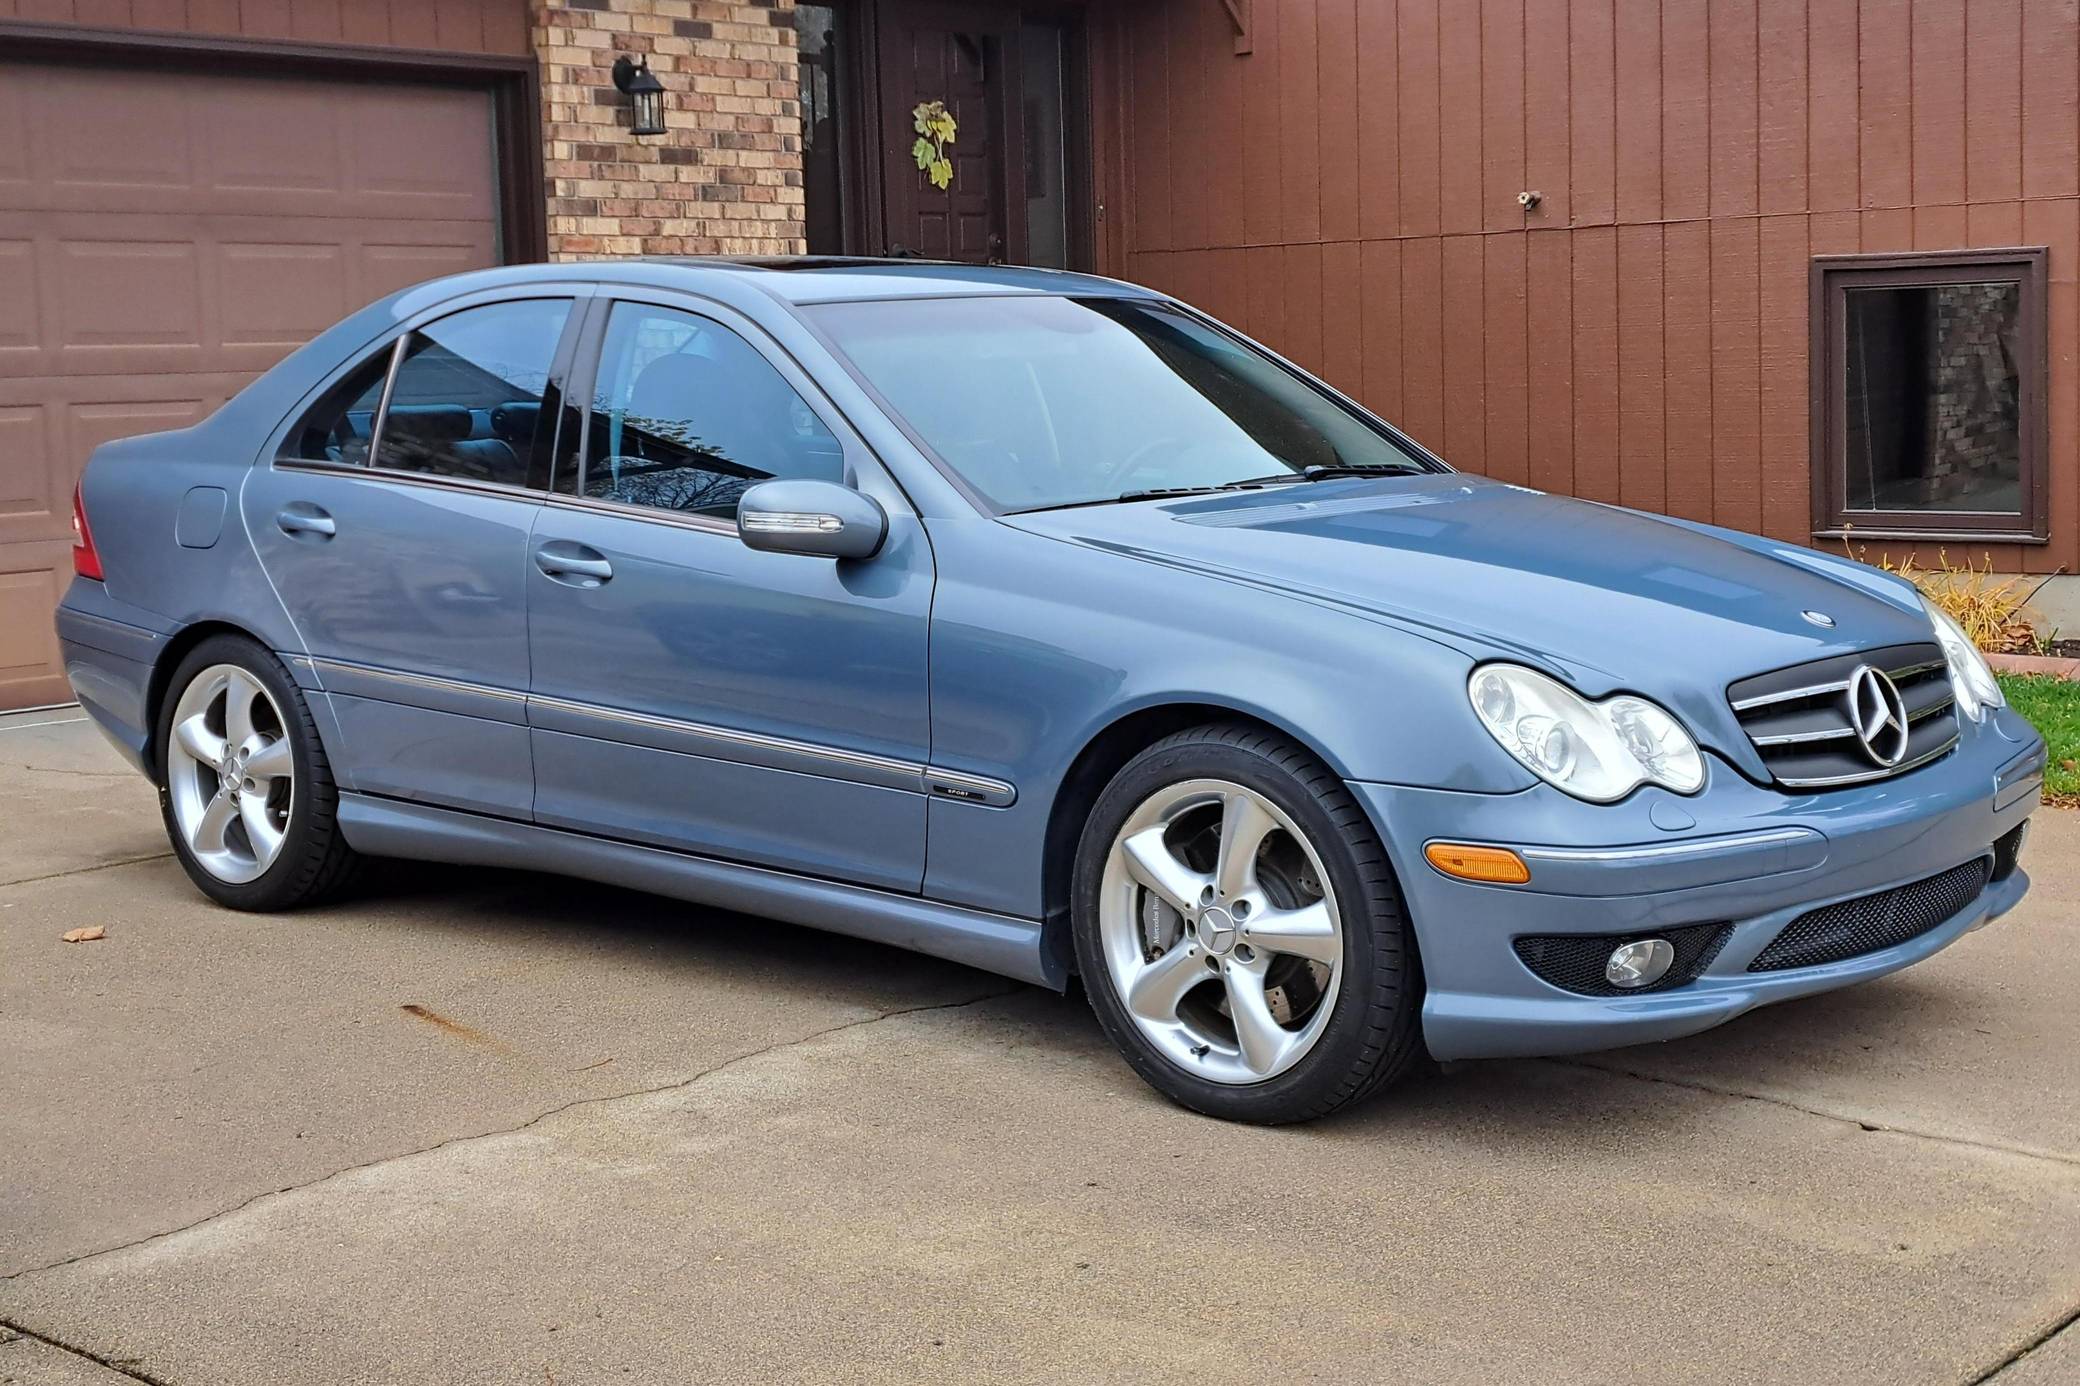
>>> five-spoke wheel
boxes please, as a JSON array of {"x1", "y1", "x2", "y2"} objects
[
  {"x1": 156, "y1": 636, "x2": 359, "y2": 909},
  {"x1": 1099, "y1": 778, "x2": 1343, "y2": 1084},
  {"x1": 1073, "y1": 723, "x2": 1423, "y2": 1123},
  {"x1": 166, "y1": 664, "x2": 295, "y2": 884}
]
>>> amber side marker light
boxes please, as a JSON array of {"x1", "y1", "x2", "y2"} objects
[{"x1": 1424, "y1": 842, "x2": 1531, "y2": 885}]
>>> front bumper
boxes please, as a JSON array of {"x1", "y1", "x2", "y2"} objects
[{"x1": 1353, "y1": 707, "x2": 2046, "y2": 1061}]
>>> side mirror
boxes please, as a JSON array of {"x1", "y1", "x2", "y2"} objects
[{"x1": 736, "y1": 478, "x2": 888, "y2": 560}]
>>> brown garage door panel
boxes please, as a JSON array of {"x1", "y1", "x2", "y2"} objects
[
  {"x1": 0, "y1": 392, "x2": 218, "y2": 550},
  {"x1": 0, "y1": 563, "x2": 70, "y2": 710},
  {"x1": 0, "y1": 212, "x2": 497, "y2": 379},
  {"x1": 0, "y1": 65, "x2": 496, "y2": 224},
  {"x1": 0, "y1": 58, "x2": 501, "y2": 710},
  {"x1": 0, "y1": 403, "x2": 65, "y2": 536}
]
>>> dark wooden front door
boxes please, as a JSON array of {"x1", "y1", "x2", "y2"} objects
[{"x1": 875, "y1": 0, "x2": 1019, "y2": 262}]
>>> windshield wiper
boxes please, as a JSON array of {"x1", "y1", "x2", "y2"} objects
[
  {"x1": 1013, "y1": 465, "x2": 1429, "y2": 515},
  {"x1": 1016, "y1": 480, "x2": 1287, "y2": 513},
  {"x1": 1033, "y1": 485, "x2": 1236, "y2": 510},
  {"x1": 1216, "y1": 463, "x2": 1428, "y2": 488}
]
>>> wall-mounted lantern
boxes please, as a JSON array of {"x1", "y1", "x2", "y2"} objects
[{"x1": 612, "y1": 56, "x2": 667, "y2": 138}]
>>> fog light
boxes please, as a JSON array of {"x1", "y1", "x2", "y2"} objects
[{"x1": 1605, "y1": 938, "x2": 1675, "y2": 989}]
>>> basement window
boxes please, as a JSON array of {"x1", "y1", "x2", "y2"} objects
[{"x1": 1812, "y1": 248, "x2": 2048, "y2": 542}]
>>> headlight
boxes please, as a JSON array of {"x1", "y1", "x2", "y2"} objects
[
  {"x1": 1468, "y1": 664, "x2": 1705, "y2": 802},
  {"x1": 1920, "y1": 594, "x2": 2004, "y2": 721}
]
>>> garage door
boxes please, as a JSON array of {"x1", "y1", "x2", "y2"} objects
[{"x1": 0, "y1": 61, "x2": 502, "y2": 710}]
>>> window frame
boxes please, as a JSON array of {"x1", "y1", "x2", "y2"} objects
[
  {"x1": 271, "y1": 285, "x2": 590, "y2": 501},
  {"x1": 549, "y1": 290, "x2": 903, "y2": 537},
  {"x1": 1809, "y1": 246, "x2": 2049, "y2": 543}
]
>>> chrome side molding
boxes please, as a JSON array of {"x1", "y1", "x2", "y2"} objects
[
  {"x1": 293, "y1": 653, "x2": 1016, "y2": 806},
  {"x1": 923, "y1": 768, "x2": 1018, "y2": 808},
  {"x1": 1516, "y1": 827, "x2": 1822, "y2": 865}
]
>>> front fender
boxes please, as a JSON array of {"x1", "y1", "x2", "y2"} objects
[
  {"x1": 915, "y1": 516, "x2": 1532, "y2": 919},
  {"x1": 925, "y1": 516, "x2": 1531, "y2": 794}
]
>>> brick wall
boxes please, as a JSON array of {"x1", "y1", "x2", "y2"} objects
[
  {"x1": 1926, "y1": 285, "x2": 2023, "y2": 502},
  {"x1": 533, "y1": 0, "x2": 807, "y2": 258}
]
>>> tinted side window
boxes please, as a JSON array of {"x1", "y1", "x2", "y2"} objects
[
  {"x1": 573, "y1": 304, "x2": 843, "y2": 519},
  {"x1": 372, "y1": 299, "x2": 571, "y2": 488},
  {"x1": 279, "y1": 345, "x2": 393, "y2": 465}
]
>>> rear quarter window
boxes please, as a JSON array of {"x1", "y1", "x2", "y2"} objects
[
  {"x1": 278, "y1": 346, "x2": 393, "y2": 467},
  {"x1": 275, "y1": 299, "x2": 571, "y2": 489},
  {"x1": 374, "y1": 300, "x2": 570, "y2": 488}
]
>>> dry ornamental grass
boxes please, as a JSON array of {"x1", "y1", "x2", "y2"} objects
[{"x1": 1844, "y1": 542, "x2": 2050, "y2": 654}]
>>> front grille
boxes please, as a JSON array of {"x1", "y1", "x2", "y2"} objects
[
  {"x1": 1746, "y1": 858, "x2": 1991, "y2": 972},
  {"x1": 1514, "y1": 921, "x2": 1733, "y2": 997},
  {"x1": 1726, "y1": 642, "x2": 1958, "y2": 790}
]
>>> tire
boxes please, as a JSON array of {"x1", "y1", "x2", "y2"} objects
[
  {"x1": 154, "y1": 633, "x2": 360, "y2": 910},
  {"x1": 1070, "y1": 723, "x2": 1424, "y2": 1123}
]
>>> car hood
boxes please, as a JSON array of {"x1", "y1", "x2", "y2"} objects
[{"x1": 1006, "y1": 474, "x2": 1937, "y2": 755}]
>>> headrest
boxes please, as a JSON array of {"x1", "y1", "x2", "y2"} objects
[
  {"x1": 628, "y1": 353, "x2": 720, "y2": 421},
  {"x1": 489, "y1": 401, "x2": 540, "y2": 443},
  {"x1": 382, "y1": 404, "x2": 473, "y2": 443}
]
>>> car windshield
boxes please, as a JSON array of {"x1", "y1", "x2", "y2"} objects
[{"x1": 807, "y1": 295, "x2": 1436, "y2": 511}]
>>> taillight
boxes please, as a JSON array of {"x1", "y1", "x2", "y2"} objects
[{"x1": 72, "y1": 481, "x2": 104, "y2": 580}]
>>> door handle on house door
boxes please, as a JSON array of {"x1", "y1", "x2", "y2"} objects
[
  {"x1": 276, "y1": 506, "x2": 335, "y2": 539},
  {"x1": 534, "y1": 541, "x2": 614, "y2": 587}
]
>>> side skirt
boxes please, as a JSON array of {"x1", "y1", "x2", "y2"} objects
[{"x1": 336, "y1": 793, "x2": 1064, "y2": 990}]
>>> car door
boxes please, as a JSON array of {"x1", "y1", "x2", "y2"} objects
[
  {"x1": 525, "y1": 293, "x2": 934, "y2": 892},
  {"x1": 244, "y1": 290, "x2": 582, "y2": 817}
]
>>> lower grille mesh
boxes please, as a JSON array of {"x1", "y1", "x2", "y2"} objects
[
  {"x1": 1747, "y1": 858, "x2": 1991, "y2": 972},
  {"x1": 1514, "y1": 921, "x2": 1733, "y2": 997}
]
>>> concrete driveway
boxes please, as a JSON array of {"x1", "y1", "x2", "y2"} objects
[{"x1": 2, "y1": 707, "x2": 2076, "y2": 1385}]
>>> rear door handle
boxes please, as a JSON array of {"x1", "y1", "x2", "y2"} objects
[
  {"x1": 534, "y1": 541, "x2": 613, "y2": 587},
  {"x1": 276, "y1": 505, "x2": 335, "y2": 539}
]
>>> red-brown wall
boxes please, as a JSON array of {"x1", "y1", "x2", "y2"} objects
[
  {"x1": 1095, "y1": 0, "x2": 2079, "y2": 574},
  {"x1": 0, "y1": 0, "x2": 529, "y2": 54}
]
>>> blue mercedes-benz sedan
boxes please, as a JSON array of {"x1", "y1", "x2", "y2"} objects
[{"x1": 56, "y1": 259, "x2": 2046, "y2": 1123}]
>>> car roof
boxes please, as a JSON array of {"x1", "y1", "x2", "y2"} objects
[{"x1": 386, "y1": 256, "x2": 1165, "y2": 312}]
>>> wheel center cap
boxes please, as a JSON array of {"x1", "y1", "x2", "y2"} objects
[{"x1": 1199, "y1": 905, "x2": 1238, "y2": 956}]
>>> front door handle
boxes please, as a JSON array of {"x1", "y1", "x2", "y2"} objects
[
  {"x1": 534, "y1": 541, "x2": 613, "y2": 587},
  {"x1": 276, "y1": 505, "x2": 335, "y2": 539}
]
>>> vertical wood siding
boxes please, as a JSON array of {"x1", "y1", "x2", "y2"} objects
[
  {"x1": 0, "y1": 0, "x2": 530, "y2": 55},
  {"x1": 1109, "y1": 0, "x2": 2080, "y2": 572}
]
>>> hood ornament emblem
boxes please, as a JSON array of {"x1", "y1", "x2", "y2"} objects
[
  {"x1": 1846, "y1": 665, "x2": 1910, "y2": 768},
  {"x1": 1802, "y1": 609, "x2": 1836, "y2": 628}
]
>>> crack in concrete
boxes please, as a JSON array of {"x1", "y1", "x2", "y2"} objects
[
  {"x1": 1974, "y1": 1301, "x2": 2080, "y2": 1382},
  {"x1": 0, "y1": 853, "x2": 174, "y2": 891},
  {"x1": 1545, "y1": 1057, "x2": 2080, "y2": 1170},
  {"x1": 8, "y1": 763, "x2": 136, "y2": 780},
  {"x1": 0, "y1": 1319, "x2": 170, "y2": 1385},
  {"x1": 1, "y1": 983, "x2": 1022, "y2": 1287}
]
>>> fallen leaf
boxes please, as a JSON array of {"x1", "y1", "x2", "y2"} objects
[
  {"x1": 2061, "y1": 759, "x2": 2077, "y2": 772},
  {"x1": 61, "y1": 926, "x2": 106, "y2": 943}
]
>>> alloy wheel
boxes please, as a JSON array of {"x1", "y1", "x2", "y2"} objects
[
  {"x1": 1097, "y1": 778, "x2": 1344, "y2": 1084},
  {"x1": 165, "y1": 663, "x2": 295, "y2": 885}
]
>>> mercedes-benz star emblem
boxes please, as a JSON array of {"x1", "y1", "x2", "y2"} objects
[{"x1": 1846, "y1": 664, "x2": 1910, "y2": 768}]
